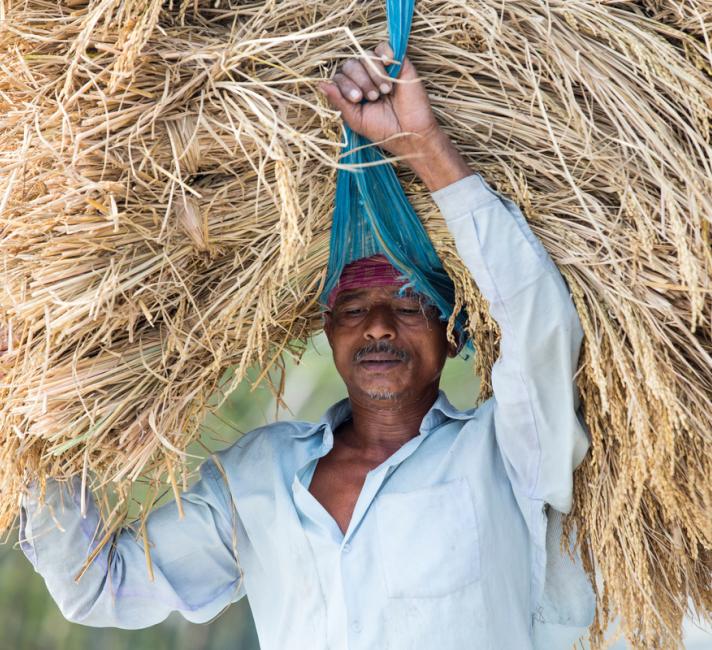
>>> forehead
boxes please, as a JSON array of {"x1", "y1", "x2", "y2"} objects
[{"x1": 332, "y1": 285, "x2": 423, "y2": 305}]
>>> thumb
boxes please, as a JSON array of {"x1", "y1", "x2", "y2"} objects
[
  {"x1": 318, "y1": 81, "x2": 362, "y2": 129},
  {"x1": 376, "y1": 42, "x2": 417, "y2": 83},
  {"x1": 397, "y1": 55, "x2": 418, "y2": 82}
]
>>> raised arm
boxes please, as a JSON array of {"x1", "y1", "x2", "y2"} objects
[
  {"x1": 19, "y1": 459, "x2": 244, "y2": 628},
  {"x1": 320, "y1": 42, "x2": 589, "y2": 513},
  {"x1": 429, "y1": 170, "x2": 589, "y2": 512}
]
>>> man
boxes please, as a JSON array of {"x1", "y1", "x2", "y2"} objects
[{"x1": 18, "y1": 43, "x2": 594, "y2": 648}]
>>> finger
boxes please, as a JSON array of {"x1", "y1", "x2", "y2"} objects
[
  {"x1": 375, "y1": 41, "x2": 396, "y2": 65},
  {"x1": 375, "y1": 42, "x2": 418, "y2": 85},
  {"x1": 318, "y1": 80, "x2": 362, "y2": 127},
  {"x1": 361, "y1": 48, "x2": 392, "y2": 95},
  {"x1": 340, "y1": 59, "x2": 380, "y2": 102},
  {"x1": 332, "y1": 71, "x2": 365, "y2": 103}
]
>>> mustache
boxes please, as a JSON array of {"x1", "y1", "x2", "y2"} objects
[{"x1": 353, "y1": 341, "x2": 410, "y2": 363}]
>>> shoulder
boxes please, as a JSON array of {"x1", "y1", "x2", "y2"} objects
[
  {"x1": 212, "y1": 419, "x2": 319, "y2": 473},
  {"x1": 207, "y1": 419, "x2": 320, "y2": 502},
  {"x1": 444, "y1": 396, "x2": 498, "y2": 455}
]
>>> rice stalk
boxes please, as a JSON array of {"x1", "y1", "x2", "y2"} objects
[{"x1": 1, "y1": 1, "x2": 710, "y2": 647}]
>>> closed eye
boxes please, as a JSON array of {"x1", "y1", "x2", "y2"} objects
[{"x1": 339, "y1": 306, "x2": 366, "y2": 316}]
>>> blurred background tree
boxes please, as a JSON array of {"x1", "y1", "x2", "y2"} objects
[{"x1": 1, "y1": 334, "x2": 709, "y2": 649}]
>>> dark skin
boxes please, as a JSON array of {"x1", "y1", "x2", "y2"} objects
[
  {"x1": 314, "y1": 288, "x2": 456, "y2": 533},
  {"x1": 313, "y1": 43, "x2": 473, "y2": 533}
]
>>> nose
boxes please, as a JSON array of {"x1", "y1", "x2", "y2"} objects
[{"x1": 363, "y1": 304, "x2": 397, "y2": 341}]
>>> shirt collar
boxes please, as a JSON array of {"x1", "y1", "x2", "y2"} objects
[
  {"x1": 421, "y1": 390, "x2": 476, "y2": 430},
  {"x1": 292, "y1": 390, "x2": 474, "y2": 443}
]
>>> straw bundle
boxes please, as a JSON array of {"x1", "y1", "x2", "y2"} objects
[
  {"x1": 1, "y1": 0, "x2": 710, "y2": 647},
  {"x1": 643, "y1": 1, "x2": 712, "y2": 38}
]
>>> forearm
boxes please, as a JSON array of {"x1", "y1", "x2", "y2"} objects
[
  {"x1": 432, "y1": 174, "x2": 569, "y2": 305},
  {"x1": 20, "y1": 477, "x2": 173, "y2": 627}
]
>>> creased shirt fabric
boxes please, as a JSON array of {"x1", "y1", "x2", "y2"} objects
[{"x1": 19, "y1": 174, "x2": 595, "y2": 649}]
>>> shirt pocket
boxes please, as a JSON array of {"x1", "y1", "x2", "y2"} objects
[{"x1": 374, "y1": 477, "x2": 480, "y2": 598}]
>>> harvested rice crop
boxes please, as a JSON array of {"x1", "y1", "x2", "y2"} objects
[{"x1": 1, "y1": 1, "x2": 710, "y2": 647}]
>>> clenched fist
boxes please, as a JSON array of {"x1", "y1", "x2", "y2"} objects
[
  {"x1": 319, "y1": 42, "x2": 441, "y2": 164},
  {"x1": 318, "y1": 41, "x2": 471, "y2": 191}
]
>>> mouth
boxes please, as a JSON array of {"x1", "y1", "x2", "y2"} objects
[
  {"x1": 353, "y1": 342, "x2": 409, "y2": 371},
  {"x1": 357, "y1": 355, "x2": 404, "y2": 371}
]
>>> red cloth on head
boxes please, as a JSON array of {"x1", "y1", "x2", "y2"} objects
[{"x1": 326, "y1": 254, "x2": 407, "y2": 308}]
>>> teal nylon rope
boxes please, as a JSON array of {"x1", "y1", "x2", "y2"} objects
[{"x1": 322, "y1": 0, "x2": 468, "y2": 339}]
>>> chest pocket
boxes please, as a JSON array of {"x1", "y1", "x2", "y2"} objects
[{"x1": 374, "y1": 477, "x2": 480, "y2": 598}]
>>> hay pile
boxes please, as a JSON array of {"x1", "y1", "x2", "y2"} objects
[{"x1": 0, "y1": 0, "x2": 710, "y2": 647}]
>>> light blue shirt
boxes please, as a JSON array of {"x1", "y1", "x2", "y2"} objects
[{"x1": 20, "y1": 174, "x2": 595, "y2": 649}]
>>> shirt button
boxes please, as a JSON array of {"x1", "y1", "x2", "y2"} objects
[
  {"x1": 352, "y1": 620, "x2": 362, "y2": 633},
  {"x1": 343, "y1": 543, "x2": 352, "y2": 554}
]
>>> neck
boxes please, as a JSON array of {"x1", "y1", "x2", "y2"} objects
[{"x1": 339, "y1": 385, "x2": 440, "y2": 460}]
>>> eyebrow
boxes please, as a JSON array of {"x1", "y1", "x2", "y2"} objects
[
  {"x1": 332, "y1": 290, "x2": 369, "y2": 307},
  {"x1": 333, "y1": 289, "x2": 424, "y2": 307}
]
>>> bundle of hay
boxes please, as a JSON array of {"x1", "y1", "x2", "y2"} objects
[
  {"x1": 1, "y1": 0, "x2": 710, "y2": 647},
  {"x1": 642, "y1": 0, "x2": 712, "y2": 39}
]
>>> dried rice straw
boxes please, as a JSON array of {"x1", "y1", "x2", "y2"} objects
[{"x1": 1, "y1": 1, "x2": 710, "y2": 647}]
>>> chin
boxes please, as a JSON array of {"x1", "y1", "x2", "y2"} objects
[
  {"x1": 357, "y1": 381, "x2": 409, "y2": 402},
  {"x1": 365, "y1": 389, "x2": 400, "y2": 401}
]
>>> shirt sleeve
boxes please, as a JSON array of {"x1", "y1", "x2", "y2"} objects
[
  {"x1": 18, "y1": 458, "x2": 246, "y2": 629},
  {"x1": 432, "y1": 173, "x2": 590, "y2": 514}
]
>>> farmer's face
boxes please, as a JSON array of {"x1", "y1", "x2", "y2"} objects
[{"x1": 324, "y1": 285, "x2": 456, "y2": 403}]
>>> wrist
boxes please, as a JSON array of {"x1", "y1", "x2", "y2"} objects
[{"x1": 404, "y1": 129, "x2": 472, "y2": 192}]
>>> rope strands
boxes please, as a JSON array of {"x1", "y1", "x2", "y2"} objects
[
  {"x1": 324, "y1": 0, "x2": 468, "y2": 344},
  {"x1": 0, "y1": 1, "x2": 710, "y2": 647}
]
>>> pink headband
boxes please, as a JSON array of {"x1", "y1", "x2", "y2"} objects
[{"x1": 326, "y1": 255, "x2": 407, "y2": 308}]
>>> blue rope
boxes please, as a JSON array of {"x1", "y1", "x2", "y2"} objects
[{"x1": 321, "y1": 0, "x2": 468, "y2": 340}]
